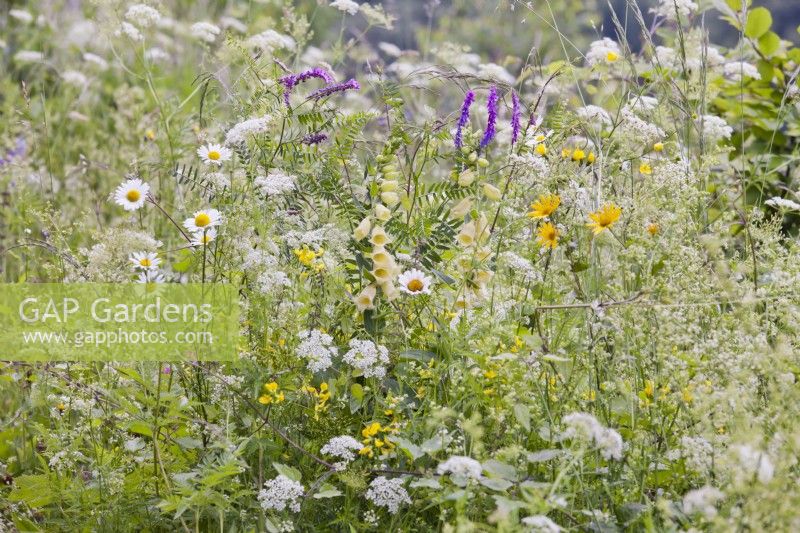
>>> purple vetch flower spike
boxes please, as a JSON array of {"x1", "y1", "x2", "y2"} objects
[
  {"x1": 309, "y1": 78, "x2": 360, "y2": 100},
  {"x1": 279, "y1": 67, "x2": 336, "y2": 106},
  {"x1": 0, "y1": 137, "x2": 26, "y2": 167},
  {"x1": 302, "y1": 132, "x2": 328, "y2": 145},
  {"x1": 480, "y1": 86, "x2": 499, "y2": 150},
  {"x1": 454, "y1": 90, "x2": 475, "y2": 149},
  {"x1": 511, "y1": 91, "x2": 521, "y2": 146}
]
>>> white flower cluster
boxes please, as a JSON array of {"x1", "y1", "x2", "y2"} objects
[
  {"x1": 766, "y1": 197, "x2": 800, "y2": 211},
  {"x1": 697, "y1": 114, "x2": 733, "y2": 143},
  {"x1": 365, "y1": 476, "x2": 411, "y2": 514},
  {"x1": 320, "y1": 435, "x2": 362, "y2": 469},
  {"x1": 560, "y1": 412, "x2": 624, "y2": 461},
  {"x1": 296, "y1": 329, "x2": 338, "y2": 373},
  {"x1": 191, "y1": 22, "x2": 221, "y2": 43},
  {"x1": 125, "y1": 4, "x2": 162, "y2": 28},
  {"x1": 247, "y1": 30, "x2": 296, "y2": 52},
  {"x1": 521, "y1": 515, "x2": 561, "y2": 532},
  {"x1": 499, "y1": 252, "x2": 541, "y2": 283},
  {"x1": 342, "y1": 339, "x2": 390, "y2": 379},
  {"x1": 618, "y1": 110, "x2": 665, "y2": 147},
  {"x1": 255, "y1": 171, "x2": 296, "y2": 196},
  {"x1": 118, "y1": 22, "x2": 143, "y2": 42},
  {"x1": 682, "y1": 485, "x2": 724, "y2": 519},
  {"x1": 225, "y1": 116, "x2": 272, "y2": 145},
  {"x1": 330, "y1": 0, "x2": 360, "y2": 15},
  {"x1": 258, "y1": 475, "x2": 305, "y2": 513},
  {"x1": 586, "y1": 38, "x2": 621, "y2": 66},
  {"x1": 509, "y1": 153, "x2": 550, "y2": 183},
  {"x1": 576, "y1": 105, "x2": 612, "y2": 128},
  {"x1": 651, "y1": 0, "x2": 698, "y2": 21},
  {"x1": 655, "y1": 42, "x2": 725, "y2": 72},
  {"x1": 732, "y1": 444, "x2": 774, "y2": 484},
  {"x1": 436, "y1": 456, "x2": 483, "y2": 483},
  {"x1": 723, "y1": 61, "x2": 761, "y2": 82},
  {"x1": 667, "y1": 435, "x2": 713, "y2": 474}
]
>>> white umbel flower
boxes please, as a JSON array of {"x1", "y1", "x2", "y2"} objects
[
  {"x1": 125, "y1": 4, "x2": 162, "y2": 28},
  {"x1": 296, "y1": 329, "x2": 338, "y2": 373},
  {"x1": 651, "y1": 0, "x2": 698, "y2": 20},
  {"x1": 113, "y1": 178, "x2": 150, "y2": 211},
  {"x1": 766, "y1": 197, "x2": 800, "y2": 211},
  {"x1": 129, "y1": 251, "x2": 160, "y2": 270},
  {"x1": 330, "y1": 0, "x2": 360, "y2": 15},
  {"x1": 191, "y1": 22, "x2": 221, "y2": 43},
  {"x1": 183, "y1": 208, "x2": 223, "y2": 233},
  {"x1": 560, "y1": 412, "x2": 624, "y2": 461},
  {"x1": 723, "y1": 61, "x2": 761, "y2": 82},
  {"x1": 197, "y1": 143, "x2": 232, "y2": 166},
  {"x1": 320, "y1": 436, "x2": 362, "y2": 469},
  {"x1": 254, "y1": 171, "x2": 296, "y2": 196},
  {"x1": 225, "y1": 116, "x2": 271, "y2": 145},
  {"x1": 437, "y1": 456, "x2": 483, "y2": 481},
  {"x1": 397, "y1": 269, "x2": 433, "y2": 295},
  {"x1": 257, "y1": 475, "x2": 305, "y2": 513},
  {"x1": 696, "y1": 114, "x2": 732, "y2": 143},
  {"x1": 342, "y1": 339, "x2": 390, "y2": 379},
  {"x1": 682, "y1": 485, "x2": 724, "y2": 519},
  {"x1": 365, "y1": 476, "x2": 411, "y2": 515}
]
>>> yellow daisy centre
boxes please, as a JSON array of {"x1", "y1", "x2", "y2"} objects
[
  {"x1": 407, "y1": 279, "x2": 424, "y2": 292},
  {"x1": 139, "y1": 258, "x2": 152, "y2": 267},
  {"x1": 207, "y1": 150, "x2": 221, "y2": 161},
  {"x1": 126, "y1": 189, "x2": 141, "y2": 202},
  {"x1": 607, "y1": 51, "x2": 619, "y2": 62},
  {"x1": 195, "y1": 213, "x2": 211, "y2": 227}
]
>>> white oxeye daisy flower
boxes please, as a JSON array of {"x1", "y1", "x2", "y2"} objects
[
  {"x1": 397, "y1": 269, "x2": 433, "y2": 295},
  {"x1": 113, "y1": 178, "x2": 150, "y2": 211},
  {"x1": 137, "y1": 270, "x2": 166, "y2": 283},
  {"x1": 183, "y1": 208, "x2": 223, "y2": 233},
  {"x1": 130, "y1": 251, "x2": 161, "y2": 270},
  {"x1": 197, "y1": 143, "x2": 232, "y2": 166},
  {"x1": 191, "y1": 227, "x2": 217, "y2": 247}
]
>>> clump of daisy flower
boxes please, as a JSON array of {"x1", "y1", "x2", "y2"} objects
[
  {"x1": 586, "y1": 38, "x2": 621, "y2": 66},
  {"x1": 257, "y1": 475, "x2": 305, "y2": 513},
  {"x1": 320, "y1": 435, "x2": 362, "y2": 470},
  {"x1": 342, "y1": 339, "x2": 390, "y2": 379},
  {"x1": 365, "y1": 476, "x2": 411, "y2": 515},
  {"x1": 113, "y1": 178, "x2": 150, "y2": 211},
  {"x1": 183, "y1": 208, "x2": 223, "y2": 233},
  {"x1": 129, "y1": 251, "x2": 160, "y2": 270},
  {"x1": 296, "y1": 329, "x2": 338, "y2": 373},
  {"x1": 190, "y1": 228, "x2": 217, "y2": 248},
  {"x1": 397, "y1": 269, "x2": 433, "y2": 296},
  {"x1": 197, "y1": 143, "x2": 232, "y2": 166}
]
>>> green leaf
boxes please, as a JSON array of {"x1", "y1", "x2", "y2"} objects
[
  {"x1": 393, "y1": 437, "x2": 424, "y2": 461},
  {"x1": 127, "y1": 420, "x2": 153, "y2": 438},
  {"x1": 350, "y1": 383, "x2": 364, "y2": 401},
  {"x1": 272, "y1": 462, "x2": 302, "y2": 482},
  {"x1": 758, "y1": 32, "x2": 780, "y2": 56},
  {"x1": 745, "y1": 7, "x2": 772, "y2": 39},
  {"x1": 8, "y1": 475, "x2": 54, "y2": 508},
  {"x1": 513, "y1": 404, "x2": 531, "y2": 431},
  {"x1": 313, "y1": 485, "x2": 343, "y2": 499},
  {"x1": 726, "y1": 0, "x2": 751, "y2": 10},
  {"x1": 399, "y1": 350, "x2": 435, "y2": 362}
]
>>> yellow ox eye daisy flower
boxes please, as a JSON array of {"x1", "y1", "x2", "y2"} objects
[
  {"x1": 536, "y1": 222, "x2": 559, "y2": 249},
  {"x1": 527, "y1": 194, "x2": 561, "y2": 219},
  {"x1": 587, "y1": 204, "x2": 622, "y2": 235}
]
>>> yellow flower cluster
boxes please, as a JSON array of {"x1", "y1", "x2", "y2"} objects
[
  {"x1": 293, "y1": 245, "x2": 325, "y2": 272},
  {"x1": 304, "y1": 382, "x2": 330, "y2": 420},
  {"x1": 258, "y1": 381, "x2": 285, "y2": 405},
  {"x1": 358, "y1": 421, "x2": 396, "y2": 458}
]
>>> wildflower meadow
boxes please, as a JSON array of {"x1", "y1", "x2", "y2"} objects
[{"x1": 1, "y1": 0, "x2": 800, "y2": 531}]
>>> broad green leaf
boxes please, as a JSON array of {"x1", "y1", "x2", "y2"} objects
[
  {"x1": 744, "y1": 7, "x2": 772, "y2": 39},
  {"x1": 513, "y1": 403, "x2": 531, "y2": 431},
  {"x1": 8, "y1": 475, "x2": 54, "y2": 508},
  {"x1": 758, "y1": 32, "x2": 780, "y2": 56},
  {"x1": 272, "y1": 462, "x2": 302, "y2": 482}
]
